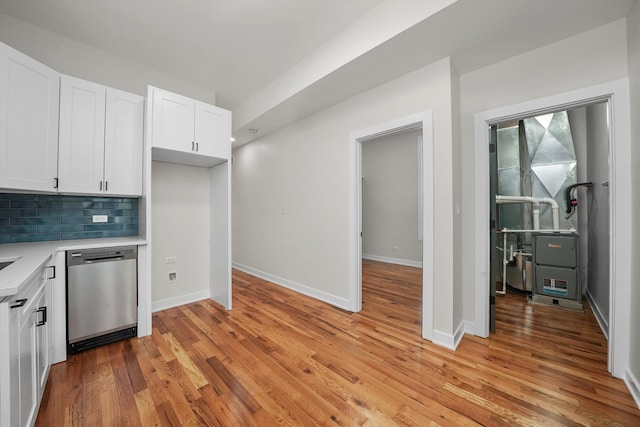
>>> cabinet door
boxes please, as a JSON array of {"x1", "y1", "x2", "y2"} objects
[
  {"x1": 151, "y1": 87, "x2": 195, "y2": 152},
  {"x1": 194, "y1": 101, "x2": 231, "y2": 159},
  {"x1": 58, "y1": 75, "x2": 106, "y2": 194},
  {"x1": 0, "y1": 42, "x2": 59, "y2": 192},
  {"x1": 17, "y1": 293, "x2": 38, "y2": 427},
  {"x1": 104, "y1": 88, "x2": 144, "y2": 196},
  {"x1": 35, "y1": 281, "x2": 49, "y2": 399}
]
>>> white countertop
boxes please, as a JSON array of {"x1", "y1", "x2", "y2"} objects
[{"x1": 0, "y1": 237, "x2": 147, "y2": 298}]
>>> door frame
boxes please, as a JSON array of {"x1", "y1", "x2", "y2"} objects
[
  {"x1": 473, "y1": 79, "x2": 631, "y2": 378},
  {"x1": 349, "y1": 110, "x2": 434, "y2": 340}
]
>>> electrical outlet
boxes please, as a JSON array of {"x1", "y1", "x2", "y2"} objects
[
  {"x1": 92, "y1": 214, "x2": 108, "y2": 223},
  {"x1": 168, "y1": 271, "x2": 177, "y2": 283},
  {"x1": 166, "y1": 256, "x2": 177, "y2": 264}
]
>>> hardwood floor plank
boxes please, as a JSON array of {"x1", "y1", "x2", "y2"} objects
[{"x1": 36, "y1": 261, "x2": 640, "y2": 426}]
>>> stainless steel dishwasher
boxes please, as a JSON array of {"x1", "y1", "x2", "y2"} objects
[{"x1": 66, "y1": 246, "x2": 137, "y2": 354}]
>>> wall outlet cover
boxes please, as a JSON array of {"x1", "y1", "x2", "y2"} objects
[
  {"x1": 168, "y1": 271, "x2": 177, "y2": 283},
  {"x1": 92, "y1": 214, "x2": 108, "y2": 223}
]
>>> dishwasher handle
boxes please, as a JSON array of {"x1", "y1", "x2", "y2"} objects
[{"x1": 83, "y1": 256, "x2": 124, "y2": 264}]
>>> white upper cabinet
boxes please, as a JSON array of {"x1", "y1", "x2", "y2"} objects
[
  {"x1": 150, "y1": 86, "x2": 231, "y2": 167},
  {"x1": 151, "y1": 87, "x2": 194, "y2": 152},
  {"x1": 195, "y1": 101, "x2": 231, "y2": 160},
  {"x1": 59, "y1": 75, "x2": 143, "y2": 196},
  {"x1": 58, "y1": 75, "x2": 106, "y2": 194},
  {"x1": 0, "y1": 42, "x2": 60, "y2": 192},
  {"x1": 104, "y1": 88, "x2": 144, "y2": 196}
]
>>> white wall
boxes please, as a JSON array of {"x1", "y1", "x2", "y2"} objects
[
  {"x1": 626, "y1": 0, "x2": 640, "y2": 398},
  {"x1": 233, "y1": 57, "x2": 456, "y2": 335},
  {"x1": 569, "y1": 103, "x2": 610, "y2": 332},
  {"x1": 0, "y1": 14, "x2": 216, "y2": 306},
  {"x1": 459, "y1": 18, "x2": 630, "y2": 324},
  {"x1": 362, "y1": 129, "x2": 422, "y2": 266},
  {"x1": 585, "y1": 103, "x2": 611, "y2": 329},
  {"x1": 151, "y1": 161, "x2": 211, "y2": 308}
]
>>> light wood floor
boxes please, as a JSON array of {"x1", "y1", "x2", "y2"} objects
[{"x1": 36, "y1": 259, "x2": 640, "y2": 426}]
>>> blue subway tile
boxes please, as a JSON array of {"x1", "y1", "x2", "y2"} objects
[
  {"x1": 38, "y1": 224, "x2": 82, "y2": 233},
  {"x1": 60, "y1": 231, "x2": 104, "y2": 240},
  {"x1": 0, "y1": 208, "x2": 37, "y2": 217},
  {"x1": 36, "y1": 200, "x2": 62, "y2": 208},
  {"x1": 84, "y1": 223, "x2": 122, "y2": 232},
  {"x1": 11, "y1": 233, "x2": 60, "y2": 243},
  {"x1": 0, "y1": 193, "x2": 139, "y2": 243},
  {"x1": 10, "y1": 225, "x2": 37, "y2": 234},
  {"x1": 0, "y1": 193, "x2": 36, "y2": 201},
  {"x1": 61, "y1": 216, "x2": 93, "y2": 225},
  {"x1": 11, "y1": 200, "x2": 39, "y2": 208},
  {"x1": 102, "y1": 230, "x2": 137, "y2": 238},
  {"x1": 13, "y1": 217, "x2": 60, "y2": 225}
]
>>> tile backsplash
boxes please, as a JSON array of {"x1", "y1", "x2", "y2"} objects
[{"x1": 0, "y1": 193, "x2": 139, "y2": 244}]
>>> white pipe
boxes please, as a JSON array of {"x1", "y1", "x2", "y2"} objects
[{"x1": 495, "y1": 195, "x2": 560, "y2": 230}]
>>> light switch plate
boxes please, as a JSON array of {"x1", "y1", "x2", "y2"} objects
[{"x1": 92, "y1": 215, "x2": 108, "y2": 223}]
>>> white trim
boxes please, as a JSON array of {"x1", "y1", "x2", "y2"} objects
[
  {"x1": 362, "y1": 254, "x2": 422, "y2": 268},
  {"x1": 625, "y1": 369, "x2": 640, "y2": 409},
  {"x1": 350, "y1": 110, "x2": 434, "y2": 341},
  {"x1": 432, "y1": 321, "x2": 465, "y2": 351},
  {"x1": 152, "y1": 290, "x2": 211, "y2": 312},
  {"x1": 232, "y1": 263, "x2": 351, "y2": 310},
  {"x1": 586, "y1": 288, "x2": 609, "y2": 340},
  {"x1": 464, "y1": 319, "x2": 475, "y2": 335},
  {"x1": 473, "y1": 79, "x2": 631, "y2": 379}
]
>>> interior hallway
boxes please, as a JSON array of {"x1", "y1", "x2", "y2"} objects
[{"x1": 35, "y1": 260, "x2": 639, "y2": 426}]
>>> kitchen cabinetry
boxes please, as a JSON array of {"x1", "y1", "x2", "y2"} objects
[
  {"x1": 150, "y1": 86, "x2": 231, "y2": 167},
  {"x1": 0, "y1": 260, "x2": 53, "y2": 427},
  {"x1": 0, "y1": 42, "x2": 60, "y2": 192},
  {"x1": 58, "y1": 75, "x2": 144, "y2": 196}
]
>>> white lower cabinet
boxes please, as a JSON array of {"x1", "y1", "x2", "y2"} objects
[{"x1": 0, "y1": 261, "x2": 53, "y2": 427}]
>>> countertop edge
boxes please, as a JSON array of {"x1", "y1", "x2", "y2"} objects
[{"x1": 0, "y1": 237, "x2": 148, "y2": 298}]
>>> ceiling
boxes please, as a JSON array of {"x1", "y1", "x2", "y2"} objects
[{"x1": 0, "y1": 0, "x2": 635, "y2": 146}]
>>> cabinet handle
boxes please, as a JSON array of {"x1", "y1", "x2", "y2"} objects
[
  {"x1": 36, "y1": 306, "x2": 47, "y2": 326},
  {"x1": 196, "y1": 142, "x2": 199, "y2": 152},
  {"x1": 53, "y1": 177, "x2": 58, "y2": 189},
  {"x1": 105, "y1": 181, "x2": 108, "y2": 192},
  {"x1": 47, "y1": 265, "x2": 56, "y2": 279},
  {"x1": 99, "y1": 181, "x2": 103, "y2": 191},
  {"x1": 10, "y1": 298, "x2": 27, "y2": 309},
  {"x1": 192, "y1": 141, "x2": 195, "y2": 151}
]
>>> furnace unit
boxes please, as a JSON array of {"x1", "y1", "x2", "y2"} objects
[{"x1": 532, "y1": 233, "x2": 582, "y2": 310}]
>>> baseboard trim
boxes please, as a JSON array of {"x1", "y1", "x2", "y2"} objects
[
  {"x1": 232, "y1": 263, "x2": 352, "y2": 311},
  {"x1": 362, "y1": 254, "x2": 422, "y2": 268},
  {"x1": 432, "y1": 321, "x2": 465, "y2": 351},
  {"x1": 586, "y1": 289, "x2": 609, "y2": 340},
  {"x1": 152, "y1": 290, "x2": 210, "y2": 312},
  {"x1": 625, "y1": 368, "x2": 640, "y2": 409}
]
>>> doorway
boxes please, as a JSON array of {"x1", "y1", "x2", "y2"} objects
[
  {"x1": 473, "y1": 79, "x2": 632, "y2": 377},
  {"x1": 349, "y1": 111, "x2": 434, "y2": 340},
  {"x1": 489, "y1": 104, "x2": 610, "y2": 332}
]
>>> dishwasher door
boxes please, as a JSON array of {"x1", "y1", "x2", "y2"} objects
[{"x1": 67, "y1": 246, "x2": 137, "y2": 353}]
